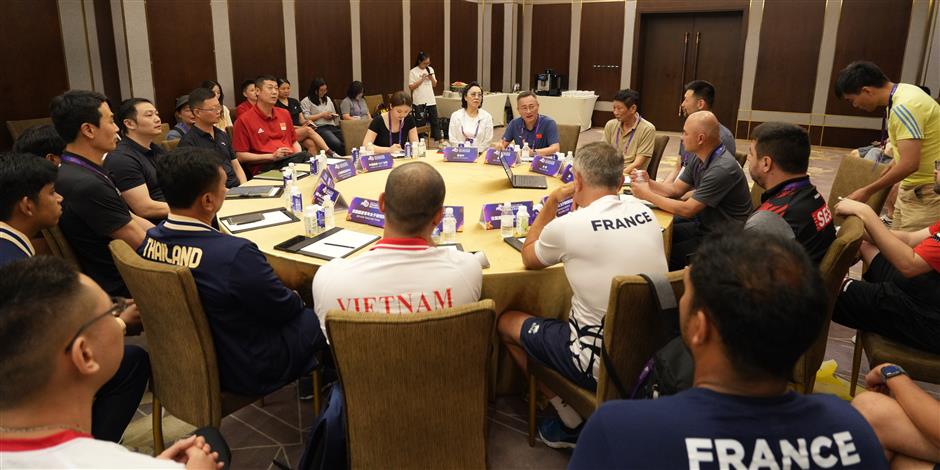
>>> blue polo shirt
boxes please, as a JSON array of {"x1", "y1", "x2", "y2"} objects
[
  {"x1": 0, "y1": 223, "x2": 34, "y2": 267},
  {"x1": 137, "y1": 214, "x2": 325, "y2": 396},
  {"x1": 501, "y1": 114, "x2": 559, "y2": 149}
]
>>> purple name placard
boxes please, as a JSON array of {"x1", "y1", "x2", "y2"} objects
[
  {"x1": 560, "y1": 163, "x2": 574, "y2": 183},
  {"x1": 443, "y1": 147, "x2": 479, "y2": 163},
  {"x1": 346, "y1": 197, "x2": 385, "y2": 228},
  {"x1": 478, "y1": 201, "x2": 534, "y2": 230},
  {"x1": 319, "y1": 167, "x2": 335, "y2": 188},
  {"x1": 328, "y1": 160, "x2": 357, "y2": 181},
  {"x1": 313, "y1": 183, "x2": 341, "y2": 206},
  {"x1": 359, "y1": 153, "x2": 394, "y2": 173},
  {"x1": 484, "y1": 148, "x2": 516, "y2": 166},
  {"x1": 434, "y1": 206, "x2": 465, "y2": 233},
  {"x1": 530, "y1": 156, "x2": 562, "y2": 176},
  {"x1": 540, "y1": 195, "x2": 574, "y2": 217}
]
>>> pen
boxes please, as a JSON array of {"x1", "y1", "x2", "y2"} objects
[{"x1": 324, "y1": 242, "x2": 354, "y2": 249}]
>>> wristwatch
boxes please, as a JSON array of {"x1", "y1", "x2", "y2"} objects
[{"x1": 880, "y1": 364, "x2": 908, "y2": 382}]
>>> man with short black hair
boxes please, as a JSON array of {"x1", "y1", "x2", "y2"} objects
[
  {"x1": 498, "y1": 142, "x2": 668, "y2": 448},
  {"x1": 496, "y1": 91, "x2": 561, "y2": 156},
  {"x1": 0, "y1": 152, "x2": 61, "y2": 265},
  {"x1": 312, "y1": 161, "x2": 482, "y2": 336},
  {"x1": 748, "y1": 122, "x2": 836, "y2": 264},
  {"x1": 232, "y1": 75, "x2": 309, "y2": 176},
  {"x1": 103, "y1": 98, "x2": 169, "y2": 222},
  {"x1": 664, "y1": 80, "x2": 737, "y2": 184},
  {"x1": 234, "y1": 79, "x2": 257, "y2": 120},
  {"x1": 603, "y1": 89, "x2": 657, "y2": 174},
  {"x1": 50, "y1": 90, "x2": 153, "y2": 298},
  {"x1": 139, "y1": 147, "x2": 326, "y2": 396},
  {"x1": 178, "y1": 87, "x2": 247, "y2": 188},
  {"x1": 570, "y1": 232, "x2": 887, "y2": 470},
  {"x1": 13, "y1": 124, "x2": 65, "y2": 166}
]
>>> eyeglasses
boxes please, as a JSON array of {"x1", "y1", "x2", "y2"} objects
[
  {"x1": 519, "y1": 105, "x2": 538, "y2": 112},
  {"x1": 64, "y1": 297, "x2": 129, "y2": 352}
]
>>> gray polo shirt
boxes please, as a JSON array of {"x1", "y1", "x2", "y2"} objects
[
  {"x1": 679, "y1": 147, "x2": 752, "y2": 232},
  {"x1": 678, "y1": 123, "x2": 736, "y2": 165}
]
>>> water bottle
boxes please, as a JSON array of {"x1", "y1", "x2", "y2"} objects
[
  {"x1": 317, "y1": 151, "x2": 327, "y2": 174},
  {"x1": 405, "y1": 141, "x2": 413, "y2": 158},
  {"x1": 304, "y1": 205, "x2": 318, "y2": 237},
  {"x1": 419, "y1": 138, "x2": 427, "y2": 156},
  {"x1": 515, "y1": 206, "x2": 529, "y2": 237},
  {"x1": 323, "y1": 198, "x2": 335, "y2": 230},
  {"x1": 351, "y1": 146, "x2": 360, "y2": 167},
  {"x1": 316, "y1": 205, "x2": 327, "y2": 233},
  {"x1": 521, "y1": 142, "x2": 531, "y2": 162},
  {"x1": 500, "y1": 202, "x2": 515, "y2": 238},
  {"x1": 281, "y1": 167, "x2": 293, "y2": 208},
  {"x1": 308, "y1": 153, "x2": 319, "y2": 175},
  {"x1": 565, "y1": 151, "x2": 574, "y2": 165},
  {"x1": 290, "y1": 185, "x2": 303, "y2": 216},
  {"x1": 442, "y1": 207, "x2": 457, "y2": 243},
  {"x1": 431, "y1": 226, "x2": 441, "y2": 244},
  {"x1": 288, "y1": 162, "x2": 296, "y2": 181}
]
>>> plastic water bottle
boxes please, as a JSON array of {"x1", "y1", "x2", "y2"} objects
[
  {"x1": 290, "y1": 185, "x2": 303, "y2": 216},
  {"x1": 419, "y1": 138, "x2": 427, "y2": 156},
  {"x1": 322, "y1": 198, "x2": 335, "y2": 230},
  {"x1": 521, "y1": 142, "x2": 531, "y2": 162},
  {"x1": 405, "y1": 141, "x2": 413, "y2": 158},
  {"x1": 500, "y1": 202, "x2": 515, "y2": 238},
  {"x1": 515, "y1": 206, "x2": 529, "y2": 237},
  {"x1": 308, "y1": 154, "x2": 319, "y2": 175},
  {"x1": 316, "y1": 205, "x2": 327, "y2": 233},
  {"x1": 281, "y1": 167, "x2": 293, "y2": 208},
  {"x1": 431, "y1": 226, "x2": 441, "y2": 244},
  {"x1": 442, "y1": 208, "x2": 457, "y2": 243},
  {"x1": 565, "y1": 151, "x2": 574, "y2": 165},
  {"x1": 351, "y1": 146, "x2": 360, "y2": 167},
  {"x1": 304, "y1": 205, "x2": 318, "y2": 237}
]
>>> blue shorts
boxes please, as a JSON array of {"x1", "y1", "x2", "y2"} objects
[{"x1": 520, "y1": 317, "x2": 597, "y2": 391}]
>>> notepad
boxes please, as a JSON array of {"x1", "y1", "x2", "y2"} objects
[
  {"x1": 274, "y1": 227, "x2": 379, "y2": 260},
  {"x1": 253, "y1": 169, "x2": 311, "y2": 181},
  {"x1": 225, "y1": 185, "x2": 282, "y2": 199},
  {"x1": 220, "y1": 208, "x2": 299, "y2": 233}
]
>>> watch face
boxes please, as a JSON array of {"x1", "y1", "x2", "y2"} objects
[{"x1": 881, "y1": 365, "x2": 905, "y2": 378}]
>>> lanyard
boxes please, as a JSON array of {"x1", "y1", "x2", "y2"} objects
[
  {"x1": 694, "y1": 144, "x2": 725, "y2": 181},
  {"x1": 780, "y1": 177, "x2": 813, "y2": 193},
  {"x1": 462, "y1": 114, "x2": 481, "y2": 142},
  {"x1": 520, "y1": 115, "x2": 540, "y2": 145},
  {"x1": 881, "y1": 83, "x2": 898, "y2": 149},
  {"x1": 616, "y1": 114, "x2": 642, "y2": 150},
  {"x1": 387, "y1": 113, "x2": 403, "y2": 146},
  {"x1": 61, "y1": 153, "x2": 113, "y2": 184}
]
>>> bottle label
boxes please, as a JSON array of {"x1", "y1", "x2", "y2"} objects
[
  {"x1": 478, "y1": 201, "x2": 534, "y2": 230},
  {"x1": 434, "y1": 206, "x2": 465, "y2": 233}
]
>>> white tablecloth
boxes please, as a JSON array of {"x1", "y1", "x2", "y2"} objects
[
  {"x1": 435, "y1": 93, "x2": 510, "y2": 127},
  {"x1": 508, "y1": 94, "x2": 599, "y2": 132}
]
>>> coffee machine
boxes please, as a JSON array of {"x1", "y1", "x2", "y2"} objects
[{"x1": 535, "y1": 69, "x2": 566, "y2": 96}]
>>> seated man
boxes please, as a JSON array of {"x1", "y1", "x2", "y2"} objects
[
  {"x1": 852, "y1": 364, "x2": 940, "y2": 468},
  {"x1": 603, "y1": 89, "x2": 656, "y2": 174},
  {"x1": 312, "y1": 161, "x2": 482, "y2": 335},
  {"x1": 0, "y1": 257, "x2": 222, "y2": 469},
  {"x1": 631, "y1": 111, "x2": 752, "y2": 270},
  {"x1": 747, "y1": 122, "x2": 835, "y2": 264},
  {"x1": 496, "y1": 91, "x2": 560, "y2": 156},
  {"x1": 232, "y1": 75, "x2": 310, "y2": 176},
  {"x1": 164, "y1": 95, "x2": 194, "y2": 141},
  {"x1": 103, "y1": 98, "x2": 169, "y2": 222},
  {"x1": 570, "y1": 232, "x2": 887, "y2": 469},
  {"x1": 497, "y1": 142, "x2": 668, "y2": 448},
  {"x1": 13, "y1": 124, "x2": 65, "y2": 166},
  {"x1": 178, "y1": 87, "x2": 247, "y2": 188},
  {"x1": 234, "y1": 79, "x2": 258, "y2": 121},
  {"x1": 831, "y1": 166, "x2": 940, "y2": 355},
  {"x1": 663, "y1": 80, "x2": 737, "y2": 184},
  {"x1": 50, "y1": 90, "x2": 154, "y2": 298},
  {"x1": 142, "y1": 147, "x2": 325, "y2": 396}
]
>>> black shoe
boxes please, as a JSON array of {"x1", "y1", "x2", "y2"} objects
[{"x1": 298, "y1": 376, "x2": 314, "y2": 400}]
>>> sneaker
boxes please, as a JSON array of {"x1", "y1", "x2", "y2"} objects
[
  {"x1": 538, "y1": 417, "x2": 581, "y2": 449},
  {"x1": 297, "y1": 376, "x2": 314, "y2": 400}
]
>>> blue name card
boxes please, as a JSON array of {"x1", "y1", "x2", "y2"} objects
[
  {"x1": 328, "y1": 160, "x2": 357, "y2": 181},
  {"x1": 484, "y1": 148, "x2": 516, "y2": 166},
  {"x1": 346, "y1": 197, "x2": 385, "y2": 228},
  {"x1": 443, "y1": 146, "x2": 479, "y2": 163},
  {"x1": 359, "y1": 153, "x2": 394, "y2": 173},
  {"x1": 530, "y1": 156, "x2": 562, "y2": 176},
  {"x1": 560, "y1": 163, "x2": 574, "y2": 183},
  {"x1": 313, "y1": 183, "x2": 342, "y2": 207},
  {"x1": 319, "y1": 167, "x2": 335, "y2": 188}
]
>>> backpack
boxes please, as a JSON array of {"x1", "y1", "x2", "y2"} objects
[{"x1": 296, "y1": 382, "x2": 348, "y2": 470}]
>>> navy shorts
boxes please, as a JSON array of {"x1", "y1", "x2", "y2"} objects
[{"x1": 520, "y1": 317, "x2": 597, "y2": 391}]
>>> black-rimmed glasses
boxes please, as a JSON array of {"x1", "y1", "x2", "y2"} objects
[{"x1": 64, "y1": 297, "x2": 129, "y2": 352}]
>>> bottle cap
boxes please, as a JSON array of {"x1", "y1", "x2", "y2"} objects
[{"x1": 445, "y1": 207, "x2": 454, "y2": 216}]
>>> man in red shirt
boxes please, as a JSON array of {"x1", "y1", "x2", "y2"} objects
[
  {"x1": 234, "y1": 79, "x2": 257, "y2": 121},
  {"x1": 232, "y1": 75, "x2": 310, "y2": 175},
  {"x1": 832, "y1": 160, "x2": 940, "y2": 354}
]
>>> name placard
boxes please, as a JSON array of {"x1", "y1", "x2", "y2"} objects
[
  {"x1": 319, "y1": 167, "x2": 336, "y2": 188},
  {"x1": 539, "y1": 195, "x2": 574, "y2": 218},
  {"x1": 434, "y1": 206, "x2": 465, "y2": 233},
  {"x1": 530, "y1": 156, "x2": 563, "y2": 176},
  {"x1": 346, "y1": 197, "x2": 385, "y2": 228},
  {"x1": 443, "y1": 146, "x2": 479, "y2": 163},
  {"x1": 478, "y1": 201, "x2": 534, "y2": 230},
  {"x1": 312, "y1": 183, "x2": 346, "y2": 208},
  {"x1": 560, "y1": 163, "x2": 574, "y2": 183},
  {"x1": 484, "y1": 148, "x2": 516, "y2": 166},
  {"x1": 359, "y1": 153, "x2": 394, "y2": 173},
  {"x1": 328, "y1": 160, "x2": 357, "y2": 181}
]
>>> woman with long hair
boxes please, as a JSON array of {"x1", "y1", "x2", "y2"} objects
[
  {"x1": 340, "y1": 81, "x2": 371, "y2": 120},
  {"x1": 300, "y1": 77, "x2": 345, "y2": 155},
  {"x1": 362, "y1": 91, "x2": 418, "y2": 153},
  {"x1": 408, "y1": 51, "x2": 440, "y2": 141}
]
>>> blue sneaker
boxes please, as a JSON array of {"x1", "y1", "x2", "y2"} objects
[{"x1": 538, "y1": 417, "x2": 581, "y2": 449}]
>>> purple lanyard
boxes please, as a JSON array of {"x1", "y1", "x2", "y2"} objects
[
  {"x1": 780, "y1": 177, "x2": 813, "y2": 193},
  {"x1": 616, "y1": 115, "x2": 642, "y2": 150},
  {"x1": 520, "y1": 115, "x2": 540, "y2": 146},
  {"x1": 881, "y1": 84, "x2": 898, "y2": 149},
  {"x1": 462, "y1": 116, "x2": 481, "y2": 142},
  {"x1": 61, "y1": 153, "x2": 114, "y2": 185},
  {"x1": 694, "y1": 144, "x2": 725, "y2": 181},
  {"x1": 387, "y1": 113, "x2": 403, "y2": 146}
]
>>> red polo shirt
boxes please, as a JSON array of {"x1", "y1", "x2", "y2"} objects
[
  {"x1": 234, "y1": 100, "x2": 254, "y2": 121},
  {"x1": 232, "y1": 104, "x2": 297, "y2": 154}
]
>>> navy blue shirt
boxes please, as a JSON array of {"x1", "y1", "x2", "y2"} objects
[
  {"x1": 0, "y1": 224, "x2": 33, "y2": 267},
  {"x1": 570, "y1": 388, "x2": 886, "y2": 470},
  {"x1": 137, "y1": 214, "x2": 325, "y2": 396},
  {"x1": 502, "y1": 114, "x2": 559, "y2": 149}
]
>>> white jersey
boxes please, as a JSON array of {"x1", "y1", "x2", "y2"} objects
[
  {"x1": 448, "y1": 108, "x2": 494, "y2": 150},
  {"x1": 534, "y1": 195, "x2": 668, "y2": 379},
  {"x1": 0, "y1": 430, "x2": 183, "y2": 469},
  {"x1": 409, "y1": 66, "x2": 436, "y2": 106},
  {"x1": 312, "y1": 237, "x2": 483, "y2": 339}
]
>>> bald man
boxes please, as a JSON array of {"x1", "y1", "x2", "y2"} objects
[{"x1": 631, "y1": 111, "x2": 752, "y2": 269}]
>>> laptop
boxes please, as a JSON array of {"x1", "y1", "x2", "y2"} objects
[{"x1": 500, "y1": 155, "x2": 547, "y2": 189}]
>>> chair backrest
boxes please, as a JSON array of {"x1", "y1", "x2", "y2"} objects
[
  {"x1": 40, "y1": 225, "x2": 80, "y2": 268},
  {"x1": 326, "y1": 300, "x2": 495, "y2": 470},
  {"x1": 154, "y1": 123, "x2": 170, "y2": 143},
  {"x1": 557, "y1": 124, "x2": 581, "y2": 155},
  {"x1": 597, "y1": 271, "x2": 686, "y2": 403},
  {"x1": 733, "y1": 150, "x2": 748, "y2": 168},
  {"x1": 363, "y1": 94, "x2": 384, "y2": 115},
  {"x1": 792, "y1": 215, "x2": 864, "y2": 392},
  {"x1": 750, "y1": 183, "x2": 766, "y2": 211},
  {"x1": 6, "y1": 117, "x2": 53, "y2": 141},
  {"x1": 108, "y1": 240, "x2": 225, "y2": 427},
  {"x1": 828, "y1": 156, "x2": 890, "y2": 225},
  {"x1": 647, "y1": 134, "x2": 670, "y2": 180},
  {"x1": 340, "y1": 119, "x2": 371, "y2": 155},
  {"x1": 159, "y1": 139, "x2": 180, "y2": 152}
]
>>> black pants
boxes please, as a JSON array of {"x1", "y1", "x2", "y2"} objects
[
  {"x1": 315, "y1": 125, "x2": 345, "y2": 155},
  {"x1": 92, "y1": 345, "x2": 151, "y2": 442},
  {"x1": 422, "y1": 104, "x2": 441, "y2": 140},
  {"x1": 669, "y1": 218, "x2": 704, "y2": 270},
  {"x1": 834, "y1": 254, "x2": 940, "y2": 354}
]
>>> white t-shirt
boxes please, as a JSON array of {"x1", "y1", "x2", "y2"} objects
[
  {"x1": 534, "y1": 195, "x2": 668, "y2": 379},
  {"x1": 448, "y1": 108, "x2": 494, "y2": 150},
  {"x1": 409, "y1": 66, "x2": 436, "y2": 106},
  {"x1": 0, "y1": 430, "x2": 183, "y2": 469},
  {"x1": 312, "y1": 237, "x2": 483, "y2": 339}
]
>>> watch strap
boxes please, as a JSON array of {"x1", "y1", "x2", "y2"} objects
[{"x1": 880, "y1": 364, "x2": 908, "y2": 381}]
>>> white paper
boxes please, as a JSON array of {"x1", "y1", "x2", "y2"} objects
[
  {"x1": 223, "y1": 210, "x2": 292, "y2": 231},
  {"x1": 300, "y1": 229, "x2": 378, "y2": 259}
]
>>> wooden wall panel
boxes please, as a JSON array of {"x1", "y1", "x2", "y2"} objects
[
  {"x1": 578, "y1": 1, "x2": 624, "y2": 100},
  {"x1": 826, "y1": 0, "x2": 912, "y2": 116},
  {"x1": 228, "y1": 0, "x2": 286, "y2": 104},
  {"x1": 529, "y1": 4, "x2": 570, "y2": 89},
  {"x1": 147, "y1": 0, "x2": 216, "y2": 118},
  {"x1": 411, "y1": 0, "x2": 445, "y2": 95},
  {"x1": 360, "y1": 0, "x2": 403, "y2": 96},
  {"x1": 0, "y1": 0, "x2": 69, "y2": 150},
  {"x1": 94, "y1": 0, "x2": 122, "y2": 102},
  {"x1": 751, "y1": 0, "x2": 825, "y2": 113},
  {"x1": 490, "y1": 5, "x2": 504, "y2": 92},
  {"x1": 515, "y1": 4, "x2": 523, "y2": 87},
  {"x1": 296, "y1": 0, "x2": 352, "y2": 102},
  {"x1": 450, "y1": 0, "x2": 478, "y2": 84}
]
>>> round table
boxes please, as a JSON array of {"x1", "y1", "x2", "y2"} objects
[{"x1": 218, "y1": 150, "x2": 673, "y2": 393}]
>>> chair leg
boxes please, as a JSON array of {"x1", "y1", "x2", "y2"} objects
[
  {"x1": 850, "y1": 332, "x2": 864, "y2": 397},
  {"x1": 313, "y1": 370, "x2": 322, "y2": 414},
  {"x1": 258, "y1": 396, "x2": 266, "y2": 407},
  {"x1": 152, "y1": 396, "x2": 165, "y2": 455},
  {"x1": 527, "y1": 371, "x2": 537, "y2": 447}
]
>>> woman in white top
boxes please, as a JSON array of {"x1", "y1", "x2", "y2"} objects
[
  {"x1": 300, "y1": 77, "x2": 345, "y2": 155},
  {"x1": 448, "y1": 81, "x2": 493, "y2": 150},
  {"x1": 408, "y1": 51, "x2": 441, "y2": 141}
]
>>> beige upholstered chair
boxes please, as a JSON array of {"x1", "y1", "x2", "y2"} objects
[
  {"x1": 153, "y1": 123, "x2": 170, "y2": 144},
  {"x1": 557, "y1": 124, "x2": 581, "y2": 155},
  {"x1": 733, "y1": 150, "x2": 748, "y2": 168},
  {"x1": 527, "y1": 271, "x2": 685, "y2": 446},
  {"x1": 646, "y1": 134, "x2": 670, "y2": 180},
  {"x1": 6, "y1": 117, "x2": 52, "y2": 141},
  {"x1": 158, "y1": 139, "x2": 180, "y2": 152},
  {"x1": 326, "y1": 300, "x2": 495, "y2": 469},
  {"x1": 40, "y1": 225, "x2": 80, "y2": 268},
  {"x1": 828, "y1": 156, "x2": 890, "y2": 225},
  {"x1": 363, "y1": 94, "x2": 384, "y2": 115},
  {"x1": 340, "y1": 118, "x2": 371, "y2": 155},
  {"x1": 850, "y1": 334, "x2": 940, "y2": 396},
  {"x1": 749, "y1": 183, "x2": 766, "y2": 211}
]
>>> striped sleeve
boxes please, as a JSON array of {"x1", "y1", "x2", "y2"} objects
[{"x1": 891, "y1": 104, "x2": 925, "y2": 140}]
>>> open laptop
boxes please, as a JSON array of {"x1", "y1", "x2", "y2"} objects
[{"x1": 500, "y1": 155, "x2": 547, "y2": 189}]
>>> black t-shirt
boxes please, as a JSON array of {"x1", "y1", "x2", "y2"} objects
[
  {"x1": 103, "y1": 137, "x2": 166, "y2": 202},
  {"x1": 276, "y1": 98, "x2": 304, "y2": 126},
  {"x1": 758, "y1": 176, "x2": 836, "y2": 265},
  {"x1": 178, "y1": 125, "x2": 242, "y2": 188},
  {"x1": 57, "y1": 152, "x2": 133, "y2": 297},
  {"x1": 368, "y1": 114, "x2": 416, "y2": 148}
]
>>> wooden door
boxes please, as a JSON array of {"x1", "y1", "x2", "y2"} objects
[
  {"x1": 691, "y1": 12, "x2": 745, "y2": 129},
  {"x1": 577, "y1": 1, "x2": 625, "y2": 100}
]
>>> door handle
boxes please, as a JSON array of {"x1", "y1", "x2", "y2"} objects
[
  {"x1": 692, "y1": 31, "x2": 701, "y2": 80},
  {"x1": 679, "y1": 31, "x2": 690, "y2": 117}
]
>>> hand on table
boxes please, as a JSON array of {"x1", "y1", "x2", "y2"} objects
[{"x1": 389, "y1": 144, "x2": 403, "y2": 153}]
